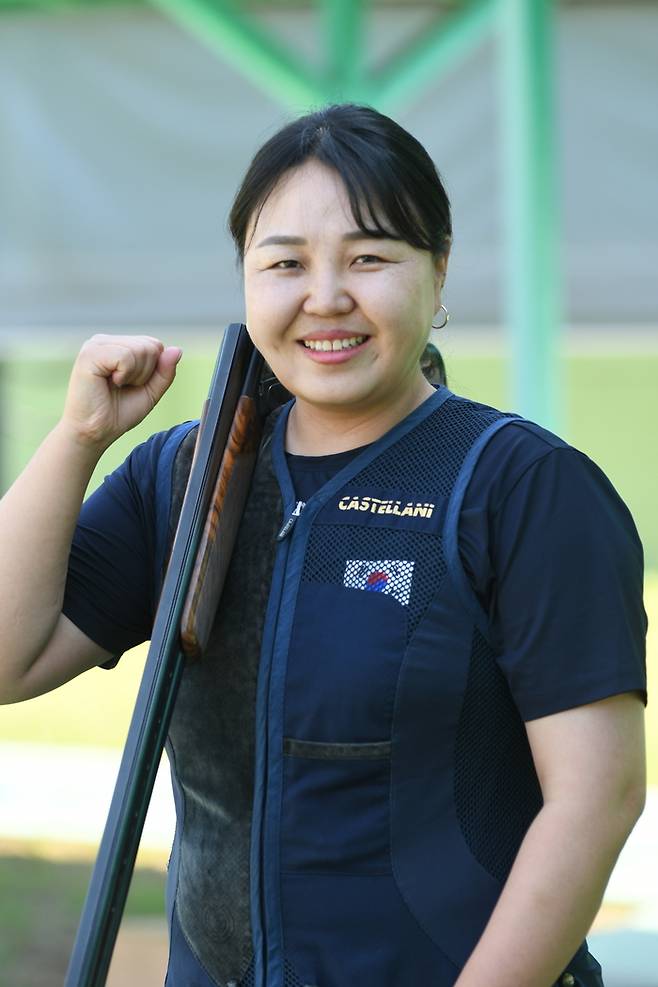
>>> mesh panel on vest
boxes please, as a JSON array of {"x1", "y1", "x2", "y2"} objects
[
  {"x1": 237, "y1": 959, "x2": 254, "y2": 987},
  {"x1": 302, "y1": 525, "x2": 446, "y2": 642},
  {"x1": 237, "y1": 958, "x2": 309, "y2": 987},
  {"x1": 348, "y1": 397, "x2": 507, "y2": 498},
  {"x1": 284, "y1": 960, "x2": 309, "y2": 987},
  {"x1": 454, "y1": 629, "x2": 544, "y2": 882}
]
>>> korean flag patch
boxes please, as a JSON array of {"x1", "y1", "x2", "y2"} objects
[{"x1": 343, "y1": 559, "x2": 415, "y2": 607}]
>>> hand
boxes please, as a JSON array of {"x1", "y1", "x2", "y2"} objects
[{"x1": 61, "y1": 334, "x2": 183, "y2": 449}]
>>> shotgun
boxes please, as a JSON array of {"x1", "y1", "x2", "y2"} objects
[{"x1": 64, "y1": 323, "x2": 287, "y2": 987}]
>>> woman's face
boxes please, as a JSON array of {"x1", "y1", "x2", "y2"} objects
[{"x1": 243, "y1": 159, "x2": 447, "y2": 420}]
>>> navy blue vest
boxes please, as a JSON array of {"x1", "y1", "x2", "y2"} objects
[{"x1": 160, "y1": 388, "x2": 603, "y2": 987}]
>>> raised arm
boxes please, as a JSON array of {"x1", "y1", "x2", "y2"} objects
[{"x1": 0, "y1": 335, "x2": 182, "y2": 704}]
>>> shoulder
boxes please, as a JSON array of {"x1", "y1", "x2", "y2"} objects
[
  {"x1": 451, "y1": 402, "x2": 644, "y2": 618},
  {"x1": 87, "y1": 422, "x2": 200, "y2": 565},
  {"x1": 128, "y1": 420, "x2": 199, "y2": 470},
  {"x1": 454, "y1": 406, "x2": 606, "y2": 517},
  {"x1": 463, "y1": 408, "x2": 641, "y2": 553},
  {"x1": 116, "y1": 420, "x2": 199, "y2": 498}
]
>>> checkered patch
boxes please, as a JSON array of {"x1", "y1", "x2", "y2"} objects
[{"x1": 343, "y1": 559, "x2": 415, "y2": 607}]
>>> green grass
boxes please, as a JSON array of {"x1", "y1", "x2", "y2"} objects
[{"x1": 0, "y1": 853, "x2": 165, "y2": 987}]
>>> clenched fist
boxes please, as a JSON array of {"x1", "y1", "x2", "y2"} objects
[{"x1": 62, "y1": 334, "x2": 182, "y2": 450}]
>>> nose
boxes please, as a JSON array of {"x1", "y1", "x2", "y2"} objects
[{"x1": 302, "y1": 267, "x2": 355, "y2": 317}]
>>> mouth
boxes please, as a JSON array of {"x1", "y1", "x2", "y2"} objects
[
  {"x1": 301, "y1": 335, "x2": 367, "y2": 352},
  {"x1": 297, "y1": 333, "x2": 370, "y2": 364}
]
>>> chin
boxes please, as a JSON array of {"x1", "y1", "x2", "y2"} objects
[
  {"x1": 298, "y1": 384, "x2": 378, "y2": 411},
  {"x1": 284, "y1": 362, "x2": 385, "y2": 410}
]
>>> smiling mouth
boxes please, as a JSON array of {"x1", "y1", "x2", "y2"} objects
[{"x1": 302, "y1": 335, "x2": 367, "y2": 352}]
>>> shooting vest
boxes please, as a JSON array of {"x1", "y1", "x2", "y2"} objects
[{"x1": 158, "y1": 388, "x2": 603, "y2": 987}]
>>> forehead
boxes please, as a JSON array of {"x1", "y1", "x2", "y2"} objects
[{"x1": 248, "y1": 159, "x2": 376, "y2": 245}]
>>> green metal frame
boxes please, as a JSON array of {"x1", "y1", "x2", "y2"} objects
[
  {"x1": 499, "y1": 0, "x2": 560, "y2": 427},
  {"x1": 322, "y1": 0, "x2": 367, "y2": 98},
  {"x1": 1, "y1": 0, "x2": 560, "y2": 427},
  {"x1": 149, "y1": 0, "x2": 326, "y2": 107},
  {"x1": 366, "y1": 0, "x2": 498, "y2": 109}
]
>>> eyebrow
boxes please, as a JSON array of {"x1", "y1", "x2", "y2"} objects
[{"x1": 256, "y1": 231, "x2": 395, "y2": 248}]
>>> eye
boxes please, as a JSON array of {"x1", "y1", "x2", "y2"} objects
[
  {"x1": 270, "y1": 259, "x2": 301, "y2": 270},
  {"x1": 354, "y1": 254, "x2": 386, "y2": 265}
]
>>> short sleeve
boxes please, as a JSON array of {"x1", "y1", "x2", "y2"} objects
[
  {"x1": 459, "y1": 425, "x2": 648, "y2": 721},
  {"x1": 62, "y1": 430, "x2": 173, "y2": 662}
]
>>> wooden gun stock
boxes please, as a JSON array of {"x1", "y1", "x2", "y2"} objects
[
  {"x1": 180, "y1": 348, "x2": 289, "y2": 659},
  {"x1": 181, "y1": 391, "x2": 262, "y2": 658}
]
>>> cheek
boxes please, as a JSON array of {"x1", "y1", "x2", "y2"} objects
[
  {"x1": 245, "y1": 276, "x2": 300, "y2": 327},
  {"x1": 378, "y1": 266, "x2": 434, "y2": 313},
  {"x1": 375, "y1": 278, "x2": 433, "y2": 337},
  {"x1": 244, "y1": 276, "x2": 268, "y2": 319}
]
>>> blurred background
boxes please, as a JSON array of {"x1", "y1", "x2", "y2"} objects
[{"x1": 0, "y1": 0, "x2": 656, "y2": 984}]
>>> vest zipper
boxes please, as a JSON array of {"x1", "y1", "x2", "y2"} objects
[
  {"x1": 276, "y1": 500, "x2": 305, "y2": 541},
  {"x1": 255, "y1": 496, "x2": 304, "y2": 987}
]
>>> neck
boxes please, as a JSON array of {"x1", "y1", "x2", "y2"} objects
[{"x1": 285, "y1": 376, "x2": 436, "y2": 456}]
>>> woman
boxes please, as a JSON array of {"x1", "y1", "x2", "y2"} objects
[{"x1": 0, "y1": 104, "x2": 647, "y2": 987}]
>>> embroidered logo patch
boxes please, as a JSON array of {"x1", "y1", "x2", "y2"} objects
[
  {"x1": 343, "y1": 559, "x2": 415, "y2": 607},
  {"x1": 338, "y1": 495, "x2": 436, "y2": 519}
]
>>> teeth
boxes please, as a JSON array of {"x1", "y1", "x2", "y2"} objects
[{"x1": 303, "y1": 336, "x2": 365, "y2": 351}]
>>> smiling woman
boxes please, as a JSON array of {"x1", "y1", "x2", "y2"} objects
[
  {"x1": 0, "y1": 104, "x2": 647, "y2": 987},
  {"x1": 242, "y1": 159, "x2": 444, "y2": 449}
]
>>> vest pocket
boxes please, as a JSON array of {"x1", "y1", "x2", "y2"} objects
[
  {"x1": 280, "y1": 748, "x2": 391, "y2": 874},
  {"x1": 283, "y1": 582, "x2": 407, "y2": 742},
  {"x1": 283, "y1": 738, "x2": 392, "y2": 760}
]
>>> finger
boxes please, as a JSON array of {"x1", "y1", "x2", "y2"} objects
[
  {"x1": 84, "y1": 335, "x2": 163, "y2": 376},
  {"x1": 107, "y1": 341, "x2": 164, "y2": 388},
  {"x1": 89, "y1": 333, "x2": 165, "y2": 350},
  {"x1": 143, "y1": 346, "x2": 183, "y2": 405},
  {"x1": 123, "y1": 339, "x2": 169, "y2": 386},
  {"x1": 82, "y1": 342, "x2": 137, "y2": 387},
  {"x1": 159, "y1": 346, "x2": 183, "y2": 378}
]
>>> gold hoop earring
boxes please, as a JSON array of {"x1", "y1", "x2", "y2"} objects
[{"x1": 432, "y1": 304, "x2": 449, "y2": 330}]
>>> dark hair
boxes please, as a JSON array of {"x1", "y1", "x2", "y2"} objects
[
  {"x1": 421, "y1": 342, "x2": 447, "y2": 388},
  {"x1": 228, "y1": 103, "x2": 452, "y2": 261}
]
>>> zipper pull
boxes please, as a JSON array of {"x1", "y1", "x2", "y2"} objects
[{"x1": 277, "y1": 500, "x2": 305, "y2": 541}]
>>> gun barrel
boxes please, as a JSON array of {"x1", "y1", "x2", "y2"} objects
[{"x1": 64, "y1": 324, "x2": 262, "y2": 987}]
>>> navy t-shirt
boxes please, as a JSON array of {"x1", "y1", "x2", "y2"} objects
[{"x1": 62, "y1": 414, "x2": 647, "y2": 722}]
